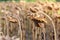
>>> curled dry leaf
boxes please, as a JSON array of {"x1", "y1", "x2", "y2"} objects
[
  {"x1": 7, "y1": 16, "x2": 17, "y2": 23},
  {"x1": 30, "y1": 7, "x2": 37, "y2": 13},
  {"x1": 28, "y1": 13, "x2": 47, "y2": 24}
]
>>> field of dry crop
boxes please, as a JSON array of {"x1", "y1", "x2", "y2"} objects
[{"x1": 0, "y1": 1, "x2": 60, "y2": 40}]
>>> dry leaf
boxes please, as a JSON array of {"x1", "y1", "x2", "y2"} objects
[{"x1": 7, "y1": 16, "x2": 17, "y2": 23}]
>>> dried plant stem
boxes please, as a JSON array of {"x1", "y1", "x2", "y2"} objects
[
  {"x1": 38, "y1": 23, "x2": 46, "y2": 40},
  {"x1": 35, "y1": 27, "x2": 37, "y2": 40},
  {"x1": 0, "y1": 17, "x2": 2, "y2": 32},
  {"x1": 5, "y1": 14, "x2": 9, "y2": 36},
  {"x1": 18, "y1": 19, "x2": 22, "y2": 40},
  {"x1": 37, "y1": 27, "x2": 41, "y2": 40},
  {"x1": 43, "y1": 27, "x2": 46, "y2": 40},
  {"x1": 42, "y1": 23, "x2": 46, "y2": 40},
  {"x1": 38, "y1": 11, "x2": 57, "y2": 40},
  {"x1": 32, "y1": 21, "x2": 35, "y2": 40},
  {"x1": 4, "y1": 21, "x2": 6, "y2": 35},
  {"x1": 21, "y1": 18, "x2": 25, "y2": 40},
  {"x1": 14, "y1": 14, "x2": 22, "y2": 40},
  {"x1": 39, "y1": 27, "x2": 42, "y2": 40}
]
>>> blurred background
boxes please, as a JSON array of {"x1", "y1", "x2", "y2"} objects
[{"x1": 0, "y1": 0, "x2": 60, "y2": 2}]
